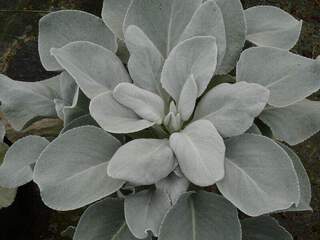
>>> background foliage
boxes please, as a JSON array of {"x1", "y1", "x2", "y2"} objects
[{"x1": 0, "y1": 0, "x2": 319, "y2": 239}]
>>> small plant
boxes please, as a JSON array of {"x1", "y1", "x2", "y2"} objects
[{"x1": 0, "y1": 0, "x2": 319, "y2": 239}]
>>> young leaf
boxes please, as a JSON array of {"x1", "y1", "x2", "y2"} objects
[
  {"x1": 33, "y1": 126, "x2": 124, "y2": 211},
  {"x1": 51, "y1": 41, "x2": 131, "y2": 99},
  {"x1": 74, "y1": 198, "x2": 149, "y2": 240},
  {"x1": 124, "y1": 0, "x2": 202, "y2": 57},
  {"x1": 260, "y1": 100, "x2": 320, "y2": 145},
  {"x1": 0, "y1": 75, "x2": 60, "y2": 130},
  {"x1": 90, "y1": 92, "x2": 154, "y2": 134},
  {"x1": 125, "y1": 189, "x2": 171, "y2": 238},
  {"x1": 237, "y1": 47, "x2": 320, "y2": 107},
  {"x1": 169, "y1": 120, "x2": 225, "y2": 186},
  {"x1": 0, "y1": 136, "x2": 49, "y2": 188},
  {"x1": 39, "y1": 10, "x2": 117, "y2": 71},
  {"x1": 102, "y1": 0, "x2": 134, "y2": 40},
  {"x1": 217, "y1": 134, "x2": 300, "y2": 216},
  {"x1": 194, "y1": 82, "x2": 269, "y2": 137},
  {"x1": 245, "y1": 6, "x2": 302, "y2": 50},
  {"x1": 214, "y1": 0, "x2": 246, "y2": 74},
  {"x1": 242, "y1": 216, "x2": 293, "y2": 240},
  {"x1": 278, "y1": 143, "x2": 312, "y2": 211},
  {"x1": 125, "y1": 25, "x2": 164, "y2": 95},
  {"x1": 159, "y1": 191, "x2": 241, "y2": 240},
  {"x1": 161, "y1": 36, "x2": 218, "y2": 102},
  {"x1": 113, "y1": 83, "x2": 165, "y2": 123},
  {"x1": 0, "y1": 122, "x2": 5, "y2": 143},
  {"x1": 108, "y1": 139, "x2": 176, "y2": 185}
]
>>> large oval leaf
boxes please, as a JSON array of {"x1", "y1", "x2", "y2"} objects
[
  {"x1": 194, "y1": 82, "x2": 269, "y2": 137},
  {"x1": 169, "y1": 120, "x2": 225, "y2": 186},
  {"x1": 124, "y1": 0, "x2": 202, "y2": 57},
  {"x1": 125, "y1": 189, "x2": 171, "y2": 238},
  {"x1": 90, "y1": 92, "x2": 154, "y2": 134},
  {"x1": 237, "y1": 47, "x2": 320, "y2": 107},
  {"x1": 242, "y1": 216, "x2": 293, "y2": 240},
  {"x1": 74, "y1": 198, "x2": 149, "y2": 240},
  {"x1": 161, "y1": 36, "x2": 217, "y2": 101},
  {"x1": 217, "y1": 134, "x2": 300, "y2": 216},
  {"x1": 245, "y1": 6, "x2": 302, "y2": 50},
  {"x1": 260, "y1": 100, "x2": 320, "y2": 145},
  {"x1": 159, "y1": 191, "x2": 241, "y2": 240},
  {"x1": 108, "y1": 139, "x2": 176, "y2": 185},
  {"x1": 51, "y1": 41, "x2": 131, "y2": 99},
  {"x1": 39, "y1": 10, "x2": 117, "y2": 71},
  {"x1": 0, "y1": 136, "x2": 49, "y2": 188},
  {"x1": 34, "y1": 126, "x2": 124, "y2": 210}
]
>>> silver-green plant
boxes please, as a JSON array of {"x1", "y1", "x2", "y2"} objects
[{"x1": 0, "y1": 0, "x2": 319, "y2": 239}]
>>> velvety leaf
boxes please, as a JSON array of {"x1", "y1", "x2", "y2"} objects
[
  {"x1": 237, "y1": 47, "x2": 320, "y2": 107},
  {"x1": 34, "y1": 126, "x2": 124, "y2": 210},
  {"x1": 108, "y1": 139, "x2": 176, "y2": 185},
  {"x1": 169, "y1": 120, "x2": 225, "y2": 186},
  {"x1": 242, "y1": 216, "x2": 293, "y2": 240},
  {"x1": 51, "y1": 41, "x2": 131, "y2": 99},
  {"x1": 59, "y1": 71, "x2": 77, "y2": 107},
  {"x1": 217, "y1": 134, "x2": 300, "y2": 216},
  {"x1": 90, "y1": 92, "x2": 154, "y2": 134},
  {"x1": 0, "y1": 122, "x2": 5, "y2": 143},
  {"x1": 159, "y1": 191, "x2": 241, "y2": 240},
  {"x1": 102, "y1": 0, "x2": 133, "y2": 40},
  {"x1": 245, "y1": 6, "x2": 302, "y2": 50},
  {"x1": 0, "y1": 75, "x2": 59, "y2": 130},
  {"x1": 161, "y1": 36, "x2": 218, "y2": 101},
  {"x1": 278, "y1": 143, "x2": 312, "y2": 211},
  {"x1": 0, "y1": 186, "x2": 16, "y2": 209},
  {"x1": 61, "y1": 114, "x2": 98, "y2": 134},
  {"x1": 214, "y1": 0, "x2": 246, "y2": 74},
  {"x1": 39, "y1": 10, "x2": 117, "y2": 71},
  {"x1": 74, "y1": 198, "x2": 148, "y2": 240},
  {"x1": 125, "y1": 25, "x2": 164, "y2": 95},
  {"x1": 194, "y1": 82, "x2": 269, "y2": 137},
  {"x1": 0, "y1": 136, "x2": 49, "y2": 188},
  {"x1": 124, "y1": 0, "x2": 202, "y2": 57},
  {"x1": 246, "y1": 124, "x2": 262, "y2": 135},
  {"x1": 156, "y1": 173, "x2": 189, "y2": 205},
  {"x1": 260, "y1": 100, "x2": 320, "y2": 145},
  {"x1": 113, "y1": 83, "x2": 165, "y2": 123},
  {"x1": 179, "y1": 0, "x2": 226, "y2": 68},
  {"x1": 125, "y1": 189, "x2": 171, "y2": 238},
  {"x1": 177, "y1": 75, "x2": 198, "y2": 121}
]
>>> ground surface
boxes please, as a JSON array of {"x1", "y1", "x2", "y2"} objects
[{"x1": 0, "y1": 0, "x2": 319, "y2": 239}]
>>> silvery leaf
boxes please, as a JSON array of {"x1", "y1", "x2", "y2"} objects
[
  {"x1": 179, "y1": 0, "x2": 226, "y2": 69},
  {"x1": 177, "y1": 75, "x2": 198, "y2": 122},
  {"x1": 159, "y1": 191, "x2": 241, "y2": 240},
  {"x1": 125, "y1": 25, "x2": 164, "y2": 95},
  {"x1": 39, "y1": 10, "x2": 117, "y2": 71},
  {"x1": 108, "y1": 139, "x2": 176, "y2": 185},
  {"x1": 51, "y1": 41, "x2": 131, "y2": 99},
  {"x1": 217, "y1": 134, "x2": 300, "y2": 216},
  {"x1": 237, "y1": 47, "x2": 320, "y2": 107},
  {"x1": 214, "y1": 0, "x2": 246, "y2": 74},
  {"x1": 125, "y1": 189, "x2": 171, "y2": 238},
  {"x1": 246, "y1": 124, "x2": 262, "y2": 135},
  {"x1": 0, "y1": 136, "x2": 49, "y2": 188},
  {"x1": 59, "y1": 71, "x2": 77, "y2": 107},
  {"x1": 242, "y1": 216, "x2": 293, "y2": 240},
  {"x1": 169, "y1": 120, "x2": 225, "y2": 186},
  {"x1": 102, "y1": 0, "x2": 133, "y2": 40},
  {"x1": 161, "y1": 36, "x2": 218, "y2": 102},
  {"x1": 0, "y1": 122, "x2": 5, "y2": 143},
  {"x1": 260, "y1": 100, "x2": 320, "y2": 145},
  {"x1": 90, "y1": 92, "x2": 154, "y2": 134},
  {"x1": 124, "y1": 0, "x2": 202, "y2": 57},
  {"x1": 278, "y1": 143, "x2": 312, "y2": 211},
  {"x1": 61, "y1": 114, "x2": 98, "y2": 134},
  {"x1": 245, "y1": 6, "x2": 302, "y2": 50},
  {"x1": 74, "y1": 198, "x2": 147, "y2": 240},
  {"x1": 194, "y1": 82, "x2": 269, "y2": 137},
  {"x1": 0, "y1": 74, "x2": 59, "y2": 130},
  {"x1": 113, "y1": 83, "x2": 165, "y2": 123},
  {"x1": 156, "y1": 173, "x2": 189, "y2": 205},
  {"x1": 33, "y1": 126, "x2": 124, "y2": 210}
]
